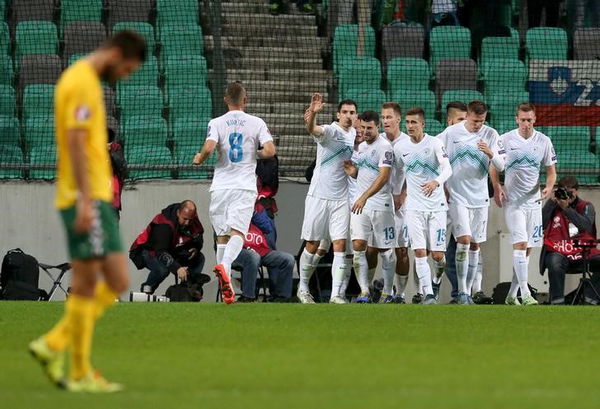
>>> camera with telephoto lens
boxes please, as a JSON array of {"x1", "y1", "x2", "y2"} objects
[{"x1": 555, "y1": 186, "x2": 572, "y2": 201}]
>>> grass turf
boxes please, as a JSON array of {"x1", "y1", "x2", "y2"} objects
[{"x1": 1, "y1": 302, "x2": 599, "y2": 409}]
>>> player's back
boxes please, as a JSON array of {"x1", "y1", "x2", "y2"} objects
[
  {"x1": 54, "y1": 59, "x2": 111, "y2": 209},
  {"x1": 208, "y1": 110, "x2": 272, "y2": 193}
]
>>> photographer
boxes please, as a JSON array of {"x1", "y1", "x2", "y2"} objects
[
  {"x1": 130, "y1": 200, "x2": 208, "y2": 295},
  {"x1": 541, "y1": 176, "x2": 600, "y2": 304}
]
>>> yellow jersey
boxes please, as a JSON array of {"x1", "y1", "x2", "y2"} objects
[{"x1": 54, "y1": 60, "x2": 113, "y2": 209}]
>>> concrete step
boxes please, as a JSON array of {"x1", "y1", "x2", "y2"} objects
[
  {"x1": 278, "y1": 154, "x2": 315, "y2": 167},
  {"x1": 217, "y1": 68, "x2": 332, "y2": 82},
  {"x1": 276, "y1": 145, "x2": 317, "y2": 156},
  {"x1": 220, "y1": 12, "x2": 316, "y2": 27},
  {"x1": 204, "y1": 35, "x2": 328, "y2": 51},
  {"x1": 226, "y1": 46, "x2": 322, "y2": 60},
  {"x1": 231, "y1": 56, "x2": 323, "y2": 70},
  {"x1": 243, "y1": 79, "x2": 328, "y2": 94},
  {"x1": 220, "y1": 1, "x2": 318, "y2": 15},
  {"x1": 221, "y1": 22, "x2": 317, "y2": 37},
  {"x1": 246, "y1": 102, "x2": 336, "y2": 116}
]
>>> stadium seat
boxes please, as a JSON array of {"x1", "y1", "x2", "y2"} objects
[
  {"x1": 16, "y1": 22, "x2": 58, "y2": 62},
  {"x1": 17, "y1": 54, "x2": 61, "y2": 89},
  {"x1": 173, "y1": 142, "x2": 215, "y2": 179},
  {"x1": 0, "y1": 145, "x2": 24, "y2": 179},
  {"x1": 28, "y1": 145, "x2": 56, "y2": 179},
  {"x1": 23, "y1": 115, "x2": 53, "y2": 153},
  {"x1": 0, "y1": 85, "x2": 16, "y2": 116},
  {"x1": 488, "y1": 91, "x2": 529, "y2": 123},
  {"x1": 479, "y1": 35, "x2": 520, "y2": 73},
  {"x1": 0, "y1": 55, "x2": 13, "y2": 85},
  {"x1": 338, "y1": 57, "x2": 381, "y2": 96},
  {"x1": 493, "y1": 119, "x2": 516, "y2": 135},
  {"x1": 0, "y1": 116, "x2": 20, "y2": 146},
  {"x1": 441, "y1": 90, "x2": 484, "y2": 109},
  {"x1": 526, "y1": 27, "x2": 568, "y2": 62},
  {"x1": 117, "y1": 85, "x2": 163, "y2": 121},
  {"x1": 112, "y1": 22, "x2": 155, "y2": 54},
  {"x1": 387, "y1": 58, "x2": 430, "y2": 92},
  {"x1": 127, "y1": 145, "x2": 173, "y2": 179},
  {"x1": 167, "y1": 86, "x2": 212, "y2": 123},
  {"x1": 390, "y1": 89, "x2": 436, "y2": 119},
  {"x1": 23, "y1": 84, "x2": 54, "y2": 120},
  {"x1": 345, "y1": 88, "x2": 386, "y2": 114},
  {"x1": 0, "y1": 22, "x2": 9, "y2": 55},
  {"x1": 159, "y1": 25, "x2": 204, "y2": 60},
  {"x1": 157, "y1": 0, "x2": 199, "y2": 28},
  {"x1": 104, "y1": 87, "x2": 116, "y2": 118},
  {"x1": 333, "y1": 24, "x2": 376, "y2": 75},
  {"x1": 573, "y1": 28, "x2": 600, "y2": 60},
  {"x1": 120, "y1": 116, "x2": 168, "y2": 152},
  {"x1": 426, "y1": 118, "x2": 445, "y2": 136},
  {"x1": 163, "y1": 55, "x2": 208, "y2": 90},
  {"x1": 542, "y1": 126, "x2": 590, "y2": 153},
  {"x1": 117, "y1": 55, "x2": 158, "y2": 88},
  {"x1": 106, "y1": 0, "x2": 154, "y2": 28},
  {"x1": 171, "y1": 116, "x2": 209, "y2": 145},
  {"x1": 429, "y1": 26, "x2": 472, "y2": 73},
  {"x1": 481, "y1": 59, "x2": 527, "y2": 99},
  {"x1": 435, "y1": 59, "x2": 477, "y2": 102},
  {"x1": 11, "y1": 0, "x2": 54, "y2": 23},
  {"x1": 381, "y1": 25, "x2": 425, "y2": 64},
  {"x1": 62, "y1": 22, "x2": 106, "y2": 65},
  {"x1": 60, "y1": 0, "x2": 103, "y2": 34}
]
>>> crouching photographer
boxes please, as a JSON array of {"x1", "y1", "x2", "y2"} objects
[
  {"x1": 541, "y1": 176, "x2": 600, "y2": 304},
  {"x1": 130, "y1": 200, "x2": 210, "y2": 299}
]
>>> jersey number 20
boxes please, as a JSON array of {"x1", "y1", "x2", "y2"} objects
[{"x1": 228, "y1": 132, "x2": 244, "y2": 163}]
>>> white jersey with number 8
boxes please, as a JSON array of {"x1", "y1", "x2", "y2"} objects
[{"x1": 206, "y1": 110, "x2": 273, "y2": 192}]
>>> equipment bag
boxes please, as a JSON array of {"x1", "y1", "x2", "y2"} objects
[
  {"x1": 492, "y1": 282, "x2": 538, "y2": 305},
  {"x1": 0, "y1": 249, "x2": 43, "y2": 301},
  {"x1": 165, "y1": 282, "x2": 203, "y2": 302}
]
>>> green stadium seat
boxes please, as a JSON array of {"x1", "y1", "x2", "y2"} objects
[
  {"x1": 0, "y1": 85, "x2": 16, "y2": 116},
  {"x1": 390, "y1": 89, "x2": 436, "y2": 120},
  {"x1": 542, "y1": 126, "x2": 590, "y2": 153},
  {"x1": 0, "y1": 55, "x2": 13, "y2": 85},
  {"x1": 387, "y1": 58, "x2": 430, "y2": 92},
  {"x1": 493, "y1": 119, "x2": 516, "y2": 135},
  {"x1": 488, "y1": 91, "x2": 529, "y2": 122},
  {"x1": 429, "y1": 26, "x2": 471, "y2": 73},
  {"x1": 28, "y1": 145, "x2": 56, "y2": 179},
  {"x1": 0, "y1": 145, "x2": 24, "y2": 179},
  {"x1": 23, "y1": 84, "x2": 54, "y2": 120},
  {"x1": 127, "y1": 145, "x2": 173, "y2": 179},
  {"x1": 23, "y1": 115, "x2": 54, "y2": 153},
  {"x1": 167, "y1": 86, "x2": 212, "y2": 123},
  {"x1": 121, "y1": 116, "x2": 168, "y2": 152},
  {"x1": 112, "y1": 22, "x2": 155, "y2": 53},
  {"x1": 481, "y1": 59, "x2": 527, "y2": 99},
  {"x1": 160, "y1": 25, "x2": 204, "y2": 60},
  {"x1": 16, "y1": 22, "x2": 59, "y2": 62},
  {"x1": 441, "y1": 90, "x2": 484, "y2": 109},
  {"x1": 171, "y1": 116, "x2": 209, "y2": 145},
  {"x1": 0, "y1": 116, "x2": 20, "y2": 146},
  {"x1": 333, "y1": 24, "x2": 376, "y2": 75},
  {"x1": 426, "y1": 118, "x2": 445, "y2": 136},
  {"x1": 338, "y1": 57, "x2": 381, "y2": 96},
  {"x1": 163, "y1": 55, "x2": 207, "y2": 90},
  {"x1": 157, "y1": 0, "x2": 199, "y2": 28},
  {"x1": 479, "y1": 35, "x2": 520, "y2": 74},
  {"x1": 344, "y1": 88, "x2": 386, "y2": 114},
  {"x1": 174, "y1": 142, "x2": 215, "y2": 179},
  {"x1": 1, "y1": 22, "x2": 9, "y2": 55},
  {"x1": 526, "y1": 27, "x2": 568, "y2": 62},
  {"x1": 117, "y1": 56, "x2": 158, "y2": 88},
  {"x1": 555, "y1": 147, "x2": 599, "y2": 184},
  {"x1": 60, "y1": 0, "x2": 103, "y2": 34},
  {"x1": 67, "y1": 53, "x2": 87, "y2": 67},
  {"x1": 117, "y1": 85, "x2": 163, "y2": 121}
]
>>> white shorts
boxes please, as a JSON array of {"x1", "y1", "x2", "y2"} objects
[
  {"x1": 505, "y1": 205, "x2": 543, "y2": 247},
  {"x1": 448, "y1": 203, "x2": 488, "y2": 244},
  {"x1": 394, "y1": 206, "x2": 410, "y2": 248},
  {"x1": 209, "y1": 189, "x2": 257, "y2": 236},
  {"x1": 351, "y1": 209, "x2": 395, "y2": 249},
  {"x1": 301, "y1": 195, "x2": 350, "y2": 242},
  {"x1": 406, "y1": 209, "x2": 447, "y2": 252}
]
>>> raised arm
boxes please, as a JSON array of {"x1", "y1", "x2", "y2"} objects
[{"x1": 305, "y1": 93, "x2": 326, "y2": 137}]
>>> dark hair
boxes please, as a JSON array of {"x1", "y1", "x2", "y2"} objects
[
  {"x1": 361, "y1": 110, "x2": 379, "y2": 125},
  {"x1": 356, "y1": 112, "x2": 363, "y2": 121},
  {"x1": 517, "y1": 102, "x2": 536, "y2": 114},
  {"x1": 558, "y1": 176, "x2": 579, "y2": 190},
  {"x1": 382, "y1": 102, "x2": 401, "y2": 117},
  {"x1": 467, "y1": 100, "x2": 488, "y2": 115},
  {"x1": 446, "y1": 101, "x2": 467, "y2": 113},
  {"x1": 338, "y1": 99, "x2": 357, "y2": 112},
  {"x1": 405, "y1": 107, "x2": 425, "y2": 119},
  {"x1": 225, "y1": 81, "x2": 247, "y2": 106},
  {"x1": 102, "y1": 30, "x2": 146, "y2": 62}
]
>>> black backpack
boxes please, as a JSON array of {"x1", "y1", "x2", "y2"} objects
[
  {"x1": 165, "y1": 282, "x2": 203, "y2": 302},
  {"x1": 492, "y1": 281, "x2": 538, "y2": 305},
  {"x1": 0, "y1": 249, "x2": 45, "y2": 301}
]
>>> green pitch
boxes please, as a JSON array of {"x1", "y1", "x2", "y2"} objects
[{"x1": 2, "y1": 302, "x2": 600, "y2": 409}]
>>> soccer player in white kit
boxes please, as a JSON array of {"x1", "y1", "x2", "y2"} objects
[
  {"x1": 343, "y1": 111, "x2": 396, "y2": 303},
  {"x1": 299, "y1": 93, "x2": 357, "y2": 303},
  {"x1": 193, "y1": 82, "x2": 276, "y2": 304},
  {"x1": 394, "y1": 107, "x2": 452, "y2": 304},
  {"x1": 492, "y1": 103, "x2": 556, "y2": 306},
  {"x1": 438, "y1": 100, "x2": 505, "y2": 304}
]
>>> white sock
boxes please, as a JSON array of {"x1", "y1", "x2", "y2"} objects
[
  {"x1": 456, "y1": 243, "x2": 469, "y2": 294},
  {"x1": 220, "y1": 235, "x2": 244, "y2": 276},
  {"x1": 513, "y1": 249, "x2": 530, "y2": 297},
  {"x1": 394, "y1": 274, "x2": 408, "y2": 297},
  {"x1": 340, "y1": 256, "x2": 353, "y2": 296},
  {"x1": 353, "y1": 250, "x2": 369, "y2": 294},
  {"x1": 466, "y1": 249, "x2": 480, "y2": 294},
  {"x1": 508, "y1": 272, "x2": 519, "y2": 298},
  {"x1": 299, "y1": 249, "x2": 316, "y2": 293},
  {"x1": 473, "y1": 254, "x2": 483, "y2": 293},
  {"x1": 313, "y1": 252, "x2": 324, "y2": 267},
  {"x1": 330, "y1": 252, "x2": 347, "y2": 299},
  {"x1": 380, "y1": 249, "x2": 396, "y2": 294},
  {"x1": 415, "y1": 256, "x2": 433, "y2": 296},
  {"x1": 432, "y1": 257, "x2": 445, "y2": 285},
  {"x1": 216, "y1": 244, "x2": 226, "y2": 265}
]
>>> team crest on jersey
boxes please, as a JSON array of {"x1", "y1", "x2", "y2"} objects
[
  {"x1": 75, "y1": 105, "x2": 91, "y2": 121},
  {"x1": 383, "y1": 150, "x2": 393, "y2": 165},
  {"x1": 441, "y1": 146, "x2": 448, "y2": 158}
]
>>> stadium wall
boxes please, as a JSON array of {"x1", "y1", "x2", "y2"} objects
[{"x1": 1, "y1": 180, "x2": 599, "y2": 303}]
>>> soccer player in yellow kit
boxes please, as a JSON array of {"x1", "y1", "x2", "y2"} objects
[{"x1": 29, "y1": 31, "x2": 146, "y2": 393}]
